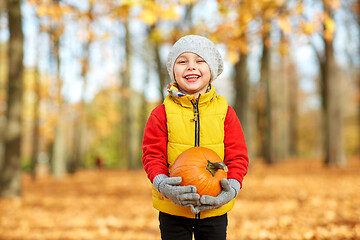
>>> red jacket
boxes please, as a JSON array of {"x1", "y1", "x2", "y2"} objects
[{"x1": 142, "y1": 104, "x2": 249, "y2": 187}]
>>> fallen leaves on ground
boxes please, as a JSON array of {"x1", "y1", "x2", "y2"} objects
[{"x1": 0, "y1": 157, "x2": 359, "y2": 240}]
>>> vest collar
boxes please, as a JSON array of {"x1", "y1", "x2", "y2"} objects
[{"x1": 166, "y1": 83, "x2": 217, "y2": 108}]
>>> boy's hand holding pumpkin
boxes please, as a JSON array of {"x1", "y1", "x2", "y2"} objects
[
  {"x1": 153, "y1": 174, "x2": 201, "y2": 208},
  {"x1": 191, "y1": 178, "x2": 240, "y2": 214}
]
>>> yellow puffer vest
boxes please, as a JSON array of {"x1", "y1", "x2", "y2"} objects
[{"x1": 152, "y1": 85, "x2": 236, "y2": 219}]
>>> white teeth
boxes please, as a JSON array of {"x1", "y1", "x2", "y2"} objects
[{"x1": 185, "y1": 75, "x2": 199, "y2": 79}]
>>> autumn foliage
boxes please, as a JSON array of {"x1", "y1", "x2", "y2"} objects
[{"x1": 1, "y1": 158, "x2": 359, "y2": 240}]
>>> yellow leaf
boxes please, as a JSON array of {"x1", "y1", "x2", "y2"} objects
[
  {"x1": 332, "y1": 0, "x2": 341, "y2": 10},
  {"x1": 61, "y1": 5, "x2": 73, "y2": 15},
  {"x1": 236, "y1": 37, "x2": 248, "y2": 54},
  {"x1": 110, "y1": 6, "x2": 130, "y2": 21},
  {"x1": 296, "y1": 2, "x2": 303, "y2": 14},
  {"x1": 232, "y1": 26, "x2": 243, "y2": 37},
  {"x1": 89, "y1": 31, "x2": 95, "y2": 42},
  {"x1": 301, "y1": 21, "x2": 315, "y2": 35},
  {"x1": 180, "y1": 0, "x2": 194, "y2": 4},
  {"x1": 324, "y1": 15, "x2": 336, "y2": 41},
  {"x1": 138, "y1": 8, "x2": 157, "y2": 25},
  {"x1": 218, "y1": 5, "x2": 230, "y2": 15},
  {"x1": 324, "y1": 16, "x2": 336, "y2": 33},
  {"x1": 239, "y1": 44, "x2": 248, "y2": 55},
  {"x1": 262, "y1": 21, "x2": 272, "y2": 34},
  {"x1": 37, "y1": 5, "x2": 49, "y2": 17},
  {"x1": 264, "y1": 8, "x2": 276, "y2": 19},
  {"x1": 159, "y1": 5, "x2": 180, "y2": 21},
  {"x1": 239, "y1": 11, "x2": 253, "y2": 24},
  {"x1": 52, "y1": 4, "x2": 64, "y2": 22},
  {"x1": 149, "y1": 28, "x2": 164, "y2": 43},
  {"x1": 325, "y1": 0, "x2": 340, "y2": 10},
  {"x1": 278, "y1": 39, "x2": 289, "y2": 56},
  {"x1": 227, "y1": 50, "x2": 239, "y2": 64},
  {"x1": 27, "y1": 0, "x2": 38, "y2": 5},
  {"x1": 264, "y1": 37, "x2": 271, "y2": 48},
  {"x1": 277, "y1": 16, "x2": 292, "y2": 34},
  {"x1": 122, "y1": 0, "x2": 139, "y2": 6},
  {"x1": 101, "y1": 33, "x2": 110, "y2": 40}
]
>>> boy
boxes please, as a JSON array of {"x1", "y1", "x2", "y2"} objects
[{"x1": 142, "y1": 35, "x2": 249, "y2": 240}]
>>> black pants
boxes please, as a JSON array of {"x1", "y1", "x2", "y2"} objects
[{"x1": 159, "y1": 212, "x2": 228, "y2": 240}]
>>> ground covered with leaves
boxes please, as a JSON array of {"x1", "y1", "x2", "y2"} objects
[{"x1": 0, "y1": 158, "x2": 359, "y2": 240}]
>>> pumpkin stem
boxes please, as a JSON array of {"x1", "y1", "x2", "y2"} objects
[{"x1": 206, "y1": 160, "x2": 228, "y2": 177}]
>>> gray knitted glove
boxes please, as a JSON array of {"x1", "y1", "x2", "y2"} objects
[
  {"x1": 153, "y1": 174, "x2": 200, "y2": 208},
  {"x1": 191, "y1": 178, "x2": 240, "y2": 214}
]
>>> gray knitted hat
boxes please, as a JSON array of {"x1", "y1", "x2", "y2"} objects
[{"x1": 166, "y1": 35, "x2": 224, "y2": 82}]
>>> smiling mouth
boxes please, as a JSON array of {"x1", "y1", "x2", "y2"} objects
[{"x1": 185, "y1": 75, "x2": 200, "y2": 81}]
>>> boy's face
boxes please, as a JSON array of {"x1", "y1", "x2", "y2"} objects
[{"x1": 173, "y1": 52, "x2": 211, "y2": 98}]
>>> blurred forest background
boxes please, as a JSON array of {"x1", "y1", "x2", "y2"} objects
[{"x1": 0, "y1": 0, "x2": 359, "y2": 198}]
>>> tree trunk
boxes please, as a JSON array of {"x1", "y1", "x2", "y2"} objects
[
  {"x1": 0, "y1": 0, "x2": 6, "y2": 170},
  {"x1": 69, "y1": 4, "x2": 93, "y2": 173},
  {"x1": 255, "y1": 76, "x2": 266, "y2": 159},
  {"x1": 317, "y1": 3, "x2": 346, "y2": 166},
  {"x1": 138, "y1": 90, "x2": 147, "y2": 162},
  {"x1": 233, "y1": 53, "x2": 250, "y2": 142},
  {"x1": 70, "y1": 97, "x2": 87, "y2": 173},
  {"x1": 153, "y1": 41, "x2": 168, "y2": 101},
  {"x1": 51, "y1": 25, "x2": 67, "y2": 178},
  {"x1": 30, "y1": 66, "x2": 41, "y2": 179},
  {"x1": 52, "y1": 115, "x2": 67, "y2": 177},
  {"x1": 183, "y1": 3, "x2": 194, "y2": 31},
  {"x1": 288, "y1": 63, "x2": 298, "y2": 156},
  {"x1": 318, "y1": 47, "x2": 329, "y2": 162},
  {"x1": 139, "y1": 32, "x2": 153, "y2": 162},
  {"x1": 259, "y1": 35, "x2": 274, "y2": 164},
  {"x1": 275, "y1": 35, "x2": 291, "y2": 160},
  {"x1": 263, "y1": 45, "x2": 274, "y2": 164},
  {"x1": 323, "y1": 40, "x2": 346, "y2": 166},
  {"x1": 357, "y1": 0, "x2": 360, "y2": 156},
  {"x1": 121, "y1": 20, "x2": 134, "y2": 169},
  {"x1": 0, "y1": 0, "x2": 23, "y2": 197}
]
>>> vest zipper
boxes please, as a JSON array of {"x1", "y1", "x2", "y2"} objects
[
  {"x1": 192, "y1": 96, "x2": 201, "y2": 220},
  {"x1": 191, "y1": 96, "x2": 200, "y2": 147}
]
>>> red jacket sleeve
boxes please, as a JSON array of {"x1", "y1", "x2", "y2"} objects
[
  {"x1": 142, "y1": 104, "x2": 169, "y2": 183},
  {"x1": 224, "y1": 106, "x2": 249, "y2": 188}
]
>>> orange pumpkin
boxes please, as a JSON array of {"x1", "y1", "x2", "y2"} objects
[{"x1": 170, "y1": 147, "x2": 228, "y2": 197}]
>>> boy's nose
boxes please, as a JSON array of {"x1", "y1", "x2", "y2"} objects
[{"x1": 187, "y1": 64, "x2": 196, "y2": 70}]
